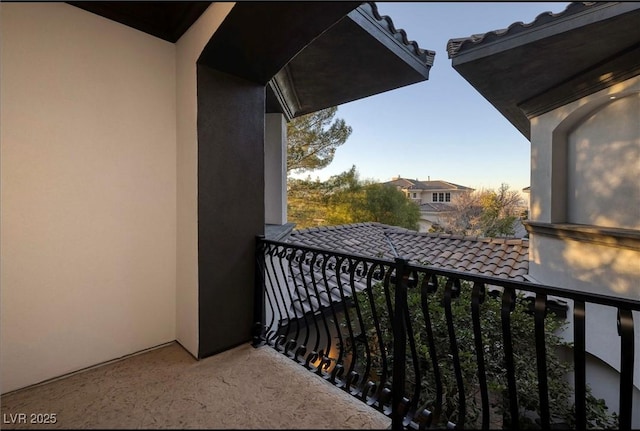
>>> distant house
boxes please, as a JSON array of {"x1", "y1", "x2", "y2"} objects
[
  {"x1": 521, "y1": 186, "x2": 531, "y2": 216},
  {"x1": 382, "y1": 177, "x2": 473, "y2": 232},
  {"x1": 448, "y1": 1, "x2": 640, "y2": 425}
]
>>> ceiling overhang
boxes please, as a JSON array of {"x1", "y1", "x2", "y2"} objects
[
  {"x1": 67, "y1": 1, "x2": 434, "y2": 120},
  {"x1": 266, "y1": 2, "x2": 435, "y2": 119},
  {"x1": 446, "y1": 2, "x2": 640, "y2": 139},
  {"x1": 67, "y1": 1, "x2": 213, "y2": 43}
]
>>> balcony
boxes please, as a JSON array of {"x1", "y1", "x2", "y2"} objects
[
  {"x1": 2, "y1": 236, "x2": 636, "y2": 430},
  {"x1": 255, "y1": 237, "x2": 639, "y2": 430}
]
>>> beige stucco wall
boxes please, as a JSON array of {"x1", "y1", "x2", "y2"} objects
[
  {"x1": 567, "y1": 93, "x2": 640, "y2": 229},
  {"x1": 528, "y1": 75, "x2": 640, "y2": 405},
  {"x1": 529, "y1": 76, "x2": 640, "y2": 224},
  {"x1": 529, "y1": 76, "x2": 640, "y2": 299},
  {"x1": 1, "y1": 3, "x2": 177, "y2": 393},
  {"x1": 175, "y1": 2, "x2": 235, "y2": 357}
]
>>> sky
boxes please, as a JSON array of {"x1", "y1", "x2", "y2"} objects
[{"x1": 290, "y1": 2, "x2": 571, "y2": 193}]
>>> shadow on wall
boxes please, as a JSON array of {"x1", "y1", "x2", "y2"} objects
[
  {"x1": 530, "y1": 233, "x2": 639, "y2": 298},
  {"x1": 567, "y1": 93, "x2": 640, "y2": 230}
]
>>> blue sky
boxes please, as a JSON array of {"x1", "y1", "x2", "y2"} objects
[{"x1": 290, "y1": 2, "x2": 570, "y2": 193}]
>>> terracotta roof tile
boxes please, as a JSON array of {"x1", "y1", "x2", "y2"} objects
[
  {"x1": 282, "y1": 222, "x2": 532, "y2": 317},
  {"x1": 287, "y1": 222, "x2": 529, "y2": 281}
]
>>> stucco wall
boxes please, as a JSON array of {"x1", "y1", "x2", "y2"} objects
[
  {"x1": 1, "y1": 3, "x2": 177, "y2": 393},
  {"x1": 528, "y1": 75, "x2": 640, "y2": 299},
  {"x1": 529, "y1": 76, "x2": 639, "y2": 224},
  {"x1": 175, "y1": 2, "x2": 235, "y2": 359},
  {"x1": 567, "y1": 93, "x2": 640, "y2": 229},
  {"x1": 528, "y1": 75, "x2": 640, "y2": 409}
]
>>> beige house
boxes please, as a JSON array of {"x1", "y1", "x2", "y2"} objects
[
  {"x1": 383, "y1": 177, "x2": 473, "y2": 231},
  {"x1": 448, "y1": 2, "x2": 640, "y2": 426}
]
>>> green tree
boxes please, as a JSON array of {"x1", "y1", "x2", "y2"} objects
[
  {"x1": 287, "y1": 166, "x2": 420, "y2": 230},
  {"x1": 287, "y1": 176, "x2": 328, "y2": 229},
  {"x1": 287, "y1": 107, "x2": 352, "y2": 173},
  {"x1": 327, "y1": 183, "x2": 420, "y2": 230}
]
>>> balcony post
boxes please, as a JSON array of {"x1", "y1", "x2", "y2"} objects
[
  {"x1": 618, "y1": 308, "x2": 635, "y2": 430},
  {"x1": 253, "y1": 235, "x2": 266, "y2": 346},
  {"x1": 392, "y1": 257, "x2": 409, "y2": 431}
]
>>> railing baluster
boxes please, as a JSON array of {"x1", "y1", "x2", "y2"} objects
[
  {"x1": 420, "y1": 273, "x2": 442, "y2": 425},
  {"x1": 283, "y1": 249, "x2": 303, "y2": 350},
  {"x1": 574, "y1": 300, "x2": 586, "y2": 430},
  {"x1": 363, "y1": 263, "x2": 386, "y2": 405},
  {"x1": 617, "y1": 308, "x2": 634, "y2": 430},
  {"x1": 308, "y1": 253, "x2": 333, "y2": 368},
  {"x1": 352, "y1": 263, "x2": 376, "y2": 401},
  {"x1": 349, "y1": 260, "x2": 371, "y2": 395},
  {"x1": 403, "y1": 290, "x2": 421, "y2": 423},
  {"x1": 375, "y1": 267, "x2": 395, "y2": 410},
  {"x1": 253, "y1": 236, "x2": 266, "y2": 345},
  {"x1": 501, "y1": 287, "x2": 519, "y2": 429},
  {"x1": 534, "y1": 293, "x2": 550, "y2": 429},
  {"x1": 296, "y1": 251, "x2": 315, "y2": 356},
  {"x1": 272, "y1": 248, "x2": 297, "y2": 342},
  {"x1": 262, "y1": 244, "x2": 278, "y2": 343},
  {"x1": 392, "y1": 257, "x2": 409, "y2": 431},
  {"x1": 256, "y1": 238, "x2": 640, "y2": 431},
  {"x1": 471, "y1": 282, "x2": 490, "y2": 429},
  {"x1": 323, "y1": 255, "x2": 344, "y2": 380},
  {"x1": 335, "y1": 257, "x2": 358, "y2": 388},
  {"x1": 444, "y1": 278, "x2": 465, "y2": 428},
  {"x1": 307, "y1": 254, "x2": 322, "y2": 356},
  {"x1": 295, "y1": 250, "x2": 314, "y2": 353}
]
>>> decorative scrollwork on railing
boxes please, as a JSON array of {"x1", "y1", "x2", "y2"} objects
[{"x1": 254, "y1": 237, "x2": 639, "y2": 430}]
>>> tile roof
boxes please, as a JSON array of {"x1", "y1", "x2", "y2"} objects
[
  {"x1": 281, "y1": 223, "x2": 529, "y2": 317},
  {"x1": 286, "y1": 222, "x2": 528, "y2": 281},
  {"x1": 383, "y1": 178, "x2": 473, "y2": 191},
  {"x1": 446, "y1": 2, "x2": 598, "y2": 59},
  {"x1": 361, "y1": 2, "x2": 435, "y2": 66}
]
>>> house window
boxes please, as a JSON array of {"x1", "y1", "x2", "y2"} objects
[
  {"x1": 433, "y1": 193, "x2": 438, "y2": 202},
  {"x1": 439, "y1": 192, "x2": 444, "y2": 202},
  {"x1": 445, "y1": 193, "x2": 451, "y2": 202},
  {"x1": 413, "y1": 192, "x2": 417, "y2": 198}
]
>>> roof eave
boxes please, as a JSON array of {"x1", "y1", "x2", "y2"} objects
[
  {"x1": 267, "y1": 2, "x2": 435, "y2": 119},
  {"x1": 447, "y1": 2, "x2": 640, "y2": 140}
]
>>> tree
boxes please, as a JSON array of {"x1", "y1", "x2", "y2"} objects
[
  {"x1": 287, "y1": 176, "x2": 328, "y2": 229},
  {"x1": 287, "y1": 166, "x2": 420, "y2": 230},
  {"x1": 326, "y1": 183, "x2": 420, "y2": 230},
  {"x1": 434, "y1": 184, "x2": 523, "y2": 237},
  {"x1": 287, "y1": 107, "x2": 352, "y2": 173}
]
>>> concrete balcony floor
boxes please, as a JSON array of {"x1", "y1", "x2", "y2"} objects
[{"x1": 1, "y1": 342, "x2": 390, "y2": 429}]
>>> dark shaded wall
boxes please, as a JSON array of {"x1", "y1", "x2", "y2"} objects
[{"x1": 197, "y1": 64, "x2": 265, "y2": 357}]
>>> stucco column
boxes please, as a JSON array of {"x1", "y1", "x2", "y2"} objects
[{"x1": 265, "y1": 113, "x2": 287, "y2": 225}]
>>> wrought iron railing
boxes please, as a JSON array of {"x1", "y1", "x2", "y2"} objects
[{"x1": 253, "y1": 236, "x2": 638, "y2": 430}]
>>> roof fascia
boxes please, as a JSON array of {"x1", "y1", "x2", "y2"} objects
[
  {"x1": 348, "y1": 3, "x2": 434, "y2": 78},
  {"x1": 451, "y1": 2, "x2": 637, "y2": 67},
  {"x1": 266, "y1": 3, "x2": 434, "y2": 119}
]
